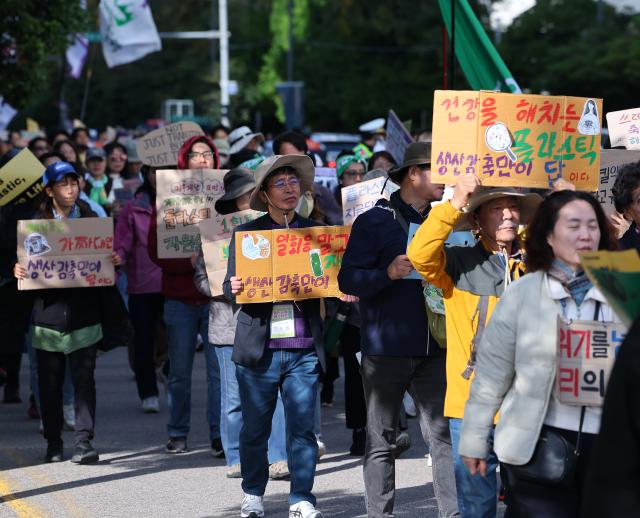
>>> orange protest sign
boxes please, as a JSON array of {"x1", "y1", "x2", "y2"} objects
[
  {"x1": 432, "y1": 90, "x2": 602, "y2": 191},
  {"x1": 235, "y1": 226, "x2": 350, "y2": 303}
]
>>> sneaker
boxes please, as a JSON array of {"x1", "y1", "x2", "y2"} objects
[
  {"x1": 45, "y1": 441, "x2": 63, "y2": 463},
  {"x1": 63, "y1": 404, "x2": 75, "y2": 431},
  {"x1": 316, "y1": 438, "x2": 326, "y2": 460},
  {"x1": 269, "y1": 460, "x2": 290, "y2": 480},
  {"x1": 289, "y1": 501, "x2": 323, "y2": 518},
  {"x1": 426, "y1": 452, "x2": 432, "y2": 467},
  {"x1": 71, "y1": 440, "x2": 99, "y2": 464},
  {"x1": 211, "y1": 437, "x2": 225, "y2": 458},
  {"x1": 226, "y1": 463, "x2": 242, "y2": 478},
  {"x1": 141, "y1": 396, "x2": 160, "y2": 413},
  {"x1": 403, "y1": 392, "x2": 417, "y2": 418},
  {"x1": 166, "y1": 436, "x2": 188, "y2": 453},
  {"x1": 349, "y1": 428, "x2": 366, "y2": 456},
  {"x1": 240, "y1": 493, "x2": 264, "y2": 518},
  {"x1": 393, "y1": 431, "x2": 411, "y2": 459}
]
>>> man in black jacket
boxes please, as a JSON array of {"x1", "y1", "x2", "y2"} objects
[
  {"x1": 338, "y1": 142, "x2": 459, "y2": 517},
  {"x1": 224, "y1": 155, "x2": 324, "y2": 518}
]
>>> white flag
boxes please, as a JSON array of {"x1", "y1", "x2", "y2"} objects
[
  {"x1": 99, "y1": 0, "x2": 162, "y2": 68},
  {"x1": 66, "y1": 34, "x2": 89, "y2": 79},
  {"x1": 0, "y1": 97, "x2": 17, "y2": 131}
]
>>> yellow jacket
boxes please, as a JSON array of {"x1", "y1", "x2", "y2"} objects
[{"x1": 407, "y1": 201, "x2": 525, "y2": 418}]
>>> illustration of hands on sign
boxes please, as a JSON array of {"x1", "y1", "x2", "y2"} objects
[{"x1": 485, "y1": 122, "x2": 518, "y2": 163}]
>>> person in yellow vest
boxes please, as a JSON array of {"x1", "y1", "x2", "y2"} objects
[{"x1": 407, "y1": 174, "x2": 541, "y2": 518}]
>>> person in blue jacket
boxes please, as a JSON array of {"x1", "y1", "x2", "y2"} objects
[{"x1": 338, "y1": 142, "x2": 459, "y2": 518}]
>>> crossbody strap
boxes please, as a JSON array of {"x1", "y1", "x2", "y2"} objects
[{"x1": 461, "y1": 295, "x2": 490, "y2": 380}]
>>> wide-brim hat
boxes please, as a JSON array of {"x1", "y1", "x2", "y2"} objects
[
  {"x1": 249, "y1": 154, "x2": 315, "y2": 212},
  {"x1": 388, "y1": 141, "x2": 430, "y2": 182},
  {"x1": 228, "y1": 126, "x2": 265, "y2": 154},
  {"x1": 215, "y1": 167, "x2": 255, "y2": 213},
  {"x1": 454, "y1": 187, "x2": 543, "y2": 231}
]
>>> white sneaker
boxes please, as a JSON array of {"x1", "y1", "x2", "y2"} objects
[
  {"x1": 426, "y1": 452, "x2": 432, "y2": 467},
  {"x1": 63, "y1": 404, "x2": 75, "y2": 430},
  {"x1": 403, "y1": 392, "x2": 417, "y2": 417},
  {"x1": 289, "y1": 501, "x2": 323, "y2": 518},
  {"x1": 142, "y1": 396, "x2": 160, "y2": 413},
  {"x1": 240, "y1": 493, "x2": 264, "y2": 518},
  {"x1": 316, "y1": 439, "x2": 326, "y2": 460}
]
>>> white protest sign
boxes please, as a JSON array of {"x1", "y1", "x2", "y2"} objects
[
  {"x1": 386, "y1": 110, "x2": 414, "y2": 166},
  {"x1": 341, "y1": 176, "x2": 399, "y2": 226},
  {"x1": 136, "y1": 122, "x2": 205, "y2": 167},
  {"x1": 606, "y1": 107, "x2": 640, "y2": 149},
  {"x1": 597, "y1": 149, "x2": 640, "y2": 215}
]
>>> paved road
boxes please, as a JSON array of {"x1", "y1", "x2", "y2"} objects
[{"x1": 0, "y1": 348, "x2": 504, "y2": 518}]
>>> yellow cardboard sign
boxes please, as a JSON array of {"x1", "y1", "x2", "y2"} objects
[
  {"x1": 432, "y1": 90, "x2": 602, "y2": 190},
  {"x1": 236, "y1": 226, "x2": 351, "y2": 303},
  {"x1": 0, "y1": 148, "x2": 45, "y2": 206}
]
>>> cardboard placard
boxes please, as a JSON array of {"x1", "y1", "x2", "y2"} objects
[
  {"x1": 200, "y1": 209, "x2": 264, "y2": 296},
  {"x1": 597, "y1": 149, "x2": 640, "y2": 215},
  {"x1": 431, "y1": 90, "x2": 602, "y2": 190},
  {"x1": 579, "y1": 249, "x2": 640, "y2": 328},
  {"x1": 0, "y1": 148, "x2": 45, "y2": 207},
  {"x1": 136, "y1": 122, "x2": 205, "y2": 167},
  {"x1": 341, "y1": 176, "x2": 399, "y2": 226},
  {"x1": 556, "y1": 316, "x2": 626, "y2": 407},
  {"x1": 235, "y1": 226, "x2": 351, "y2": 303},
  {"x1": 17, "y1": 217, "x2": 115, "y2": 290},
  {"x1": 386, "y1": 110, "x2": 414, "y2": 166},
  {"x1": 606, "y1": 107, "x2": 640, "y2": 149},
  {"x1": 155, "y1": 168, "x2": 228, "y2": 258},
  {"x1": 314, "y1": 167, "x2": 338, "y2": 191}
]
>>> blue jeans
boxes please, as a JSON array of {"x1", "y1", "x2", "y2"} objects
[
  {"x1": 449, "y1": 418, "x2": 499, "y2": 518},
  {"x1": 216, "y1": 345, "x2": 287, "y2": 467},
  {"x1": 164, "y1": 299, "x2": 220, "y2": 440},
  {"x1": 236, "y1": 348, "x2": 319, "y2": 506}
]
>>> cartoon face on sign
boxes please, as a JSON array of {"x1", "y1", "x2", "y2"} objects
[
  {"x1": 485, "y1": 122, "x2": 518, "y2": 163},
  {"x1": 241, "y1": 233, "x2": 270, "y2": 260},
  {"x1": 578, "y1": 99, "x2": 600, "y2": 136},
  {"x1": 23, "y1": 233, "x2": 52, "y2": 257}
]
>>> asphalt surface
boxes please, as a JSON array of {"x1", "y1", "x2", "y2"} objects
[{"x1": 0, "y1": 348, "x2": 505, "y2": 518}]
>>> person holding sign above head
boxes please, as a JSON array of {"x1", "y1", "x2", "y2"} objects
[
  {"x1": 338, "y1": 142, "x2": 459, "y2": 518},
  {"x1": 456, "y1": 190, "x2": 622, "y2": 517},
  {"x1": 224, "y1": 155, "x2": 326, "y2": 518},
  {"x1": 13, "y1": 161, "x2": 121, "y2": 464},
  {"x1": 147, "y1": 135, "x2": 223, "y2": 456}
]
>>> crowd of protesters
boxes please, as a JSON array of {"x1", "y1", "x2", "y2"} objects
[{"x1": 1, "y1": 115, "x2": 639, "y2": 518}]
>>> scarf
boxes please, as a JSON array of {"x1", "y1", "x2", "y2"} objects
[
  {"x1": 86, "y1": 176, "x2": 109, "y2": 206},
  {"x1": 548, "y1": 258, "x2": 593, "y2": 307}
]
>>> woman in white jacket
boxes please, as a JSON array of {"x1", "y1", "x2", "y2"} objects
[{"x1": 458, "y1": 190, "x2": 622, "y2": 517}]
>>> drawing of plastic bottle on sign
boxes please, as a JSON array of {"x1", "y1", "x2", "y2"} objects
[
  {"x1": 241, "y1": 233, "x2": 270, "y2": 260},
  {"x1": 485, "y1": 122, "x2": 518, "y2": 162},
  {"x1": 578, "y1": 99, "x2": 600, "y2": 135},
  {"x1": 310, "y1": 249, "x2": 324, "y2": 277},
  {"x1": 24, "y1": 233, "x2": 52, "y2": 256}
]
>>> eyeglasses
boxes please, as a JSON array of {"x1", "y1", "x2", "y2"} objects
[
  {"x1": 188, "y1": 151, "x2": 214, "y2": 160},
  {"x1": 268, "y1": 177, "x2": 301, "y2": 190}
]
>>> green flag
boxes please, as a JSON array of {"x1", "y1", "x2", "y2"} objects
[{"x1": 438, "y1": 0, "x2": 521, "y2": 93}]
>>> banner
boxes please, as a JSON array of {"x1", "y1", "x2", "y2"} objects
[
  {"x1": 99, "y1": 0, "x2": 162, "y2": 68},
  {"x1": 200, "y1": 209, "x2": 263, "y2": 296},
  {"x1": 155, "y1": 168, "x2": 227, "y2": 258},
  {"x1": 432, "y1": 90, "x2": 602, "y2": 190},
  {"x1": 606, "y1": 107, "x2": 640, "y2": 149},
  {"x1": 17, "y1": 218, "x2": 115, "y2": 290},
  {"x1": 386, "y1": 110, "x2": 414, "y2": 166},
  {"x1": 579, "y1": 249, "x2": 640, "y2": 328},
  {"x1": 0, "y1": 148, "x2": 45, "y2": 207},
  {"x1": 341, "y1": 176, "x2": 399, "y2": 226},
  {"x1": 235, "y1": 226, "x2": 350, "y2": 303},
  {"x1": 556, "y1": 317, "x2": 625, "y2": 407},
  {"x1": 597, "y1": 149, "x2": 640, "y2": 215},
  {"x1": 0, "y1": 96, "x2": 17, "y2": 131},
  {"x1": 136, "y1": 122, "x2": 205, "y2": 167}
]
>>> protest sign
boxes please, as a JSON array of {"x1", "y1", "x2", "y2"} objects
[
  {"x1": 17, "y1": 217, "x2": 115, "y2": 290},
  {"x1": 314, "y1": 167, "x2": 338, "y2": 191},
  {"x1": 579, "y1": 249, "x2": 640, "y2": 328},
  {"x1": 386, "y1": 110, "x2": 414, "y2": 166},
  {"x1": 597, "y1": 149, "x2": 640, "y2": 215},
  {"x1": 155, "y1": 168, "x2": 227, "y2": 258},
  {"x1": 341, "y1": 176, "x2": 399, "y2": 225},
  {"x1": 606, "y1": 107, "x2": 640, "y2": 149},
  {"x1": 235, "y1": 226, "x2": 350, "y2": 303},
  {"x1": 0, "y1": 148, "x2": 45, "y2": 207},
  {"x1": 432, "y1": 90, "x2": 602, "y2": 191},
  {"x1": 136, "y1": 122, "x2": 205, "y2": 167},
  {"x1": 200, "y1": 209, "x2": 263, "y2": 296},
  {"x1": 556, "y1": 316, "x2": 625, "y2": 407}
]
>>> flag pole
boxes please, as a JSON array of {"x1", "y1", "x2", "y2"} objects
[
  {"x1": 80, "y1": 44, "x2": 97, "y2": 122},
  {"x1": 450, "y1": 0, "x2": 456, "y2": 89}
]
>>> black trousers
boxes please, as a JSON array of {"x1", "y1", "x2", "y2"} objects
[
  {"x1": 341, "y1": 323, "x2": 367, "y2": 430},
  {"x1": 0, "y1": 281, "x2": 32, "y2": 393},
  {"x1": 128, "y1": 293, "x2": 164, "y2": 400},
  {"x1": 501, "y1": 426, "x2": 597, "y2": 518},
  {"x1": 37, "y1": 344, "x2": 98, "y2": 446}
]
